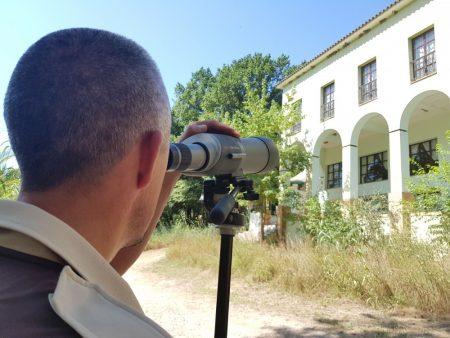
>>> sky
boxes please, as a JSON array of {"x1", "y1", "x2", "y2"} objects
[{"x1": 0, "y1": 0, "x2": 393, "y2": 145}]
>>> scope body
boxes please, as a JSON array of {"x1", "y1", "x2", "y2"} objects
[{"x1": 167, "y1": 133, "x2": 278, "y2": 177}]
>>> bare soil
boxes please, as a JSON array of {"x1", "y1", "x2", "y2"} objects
[{"x1": 124, "y1": 249, "x2": 450, "y2": 338}]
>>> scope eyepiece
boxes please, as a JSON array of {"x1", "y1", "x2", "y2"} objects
[{"x1": 167, "y1": 133, "x2": 279, "y2": 177}]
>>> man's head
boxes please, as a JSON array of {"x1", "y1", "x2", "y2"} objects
[
  {"x1": 4, "y1": 28, "x2": 171, "y2": 248},
  {"x1": 4, "y1": 28, "x2": 170, "y2": 191}
]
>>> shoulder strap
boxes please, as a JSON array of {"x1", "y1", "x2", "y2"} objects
[
  {"x1": 50, "y1": 267, "x2": 171, "y2": 338},
  {"x1": 0, "y1": 200, "x2": 141, "y2": 312}
]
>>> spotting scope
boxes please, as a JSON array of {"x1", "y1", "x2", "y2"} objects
[{"x1": 167, "y1": 133, "x2": 279, "y2": 177}]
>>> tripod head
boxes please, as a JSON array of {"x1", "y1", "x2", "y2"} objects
[{"x1": 203, "y1": 175, "x2": 259, "y2": 227}]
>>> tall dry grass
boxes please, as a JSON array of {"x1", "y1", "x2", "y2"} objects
[{"x1": 153, "y1": 227, "x2": 450, "y2": 316}]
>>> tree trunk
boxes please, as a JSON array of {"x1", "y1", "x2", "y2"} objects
[
  {"x1": 260, "y1": 198, "x2": 266, "y2": 243},
  {"x1": 277, "y1": 205, "x2": 288, "y2": 246}
]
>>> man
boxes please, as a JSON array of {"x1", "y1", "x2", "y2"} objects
[{"x1": 0, "y1": 28, "x2": 238, "y2": 337}]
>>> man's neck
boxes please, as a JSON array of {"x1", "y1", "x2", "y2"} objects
[{"x1": 19, "y1": 188, "x2": 127, "y2": 262}]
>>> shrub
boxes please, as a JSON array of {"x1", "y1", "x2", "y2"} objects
[
  {"x1": 408, "y1": 131, "x2": 449, "y2": 245},
  {"x1": 298, "y1": 195, "x2": 386, "y2": 248},
  {"x1": 161, "y1": 228, "x2": 450, "y2": 315}
]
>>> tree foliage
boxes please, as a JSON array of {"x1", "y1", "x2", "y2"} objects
[
  {"x1": 407, "y1": 131, "x2": 450, "y2": 245},
  {"x1": 292, "y1": 194, "x2": 387, "y2": 248},
  {"x1": 171, "y1": 67, "x2": 215, "y2": 136},
  {"x1": 163, "y1": 53, "x2": 309, "y2": 228},
  {"x1": 0, "y1": 143, "x2": 20, "y2": 200},
  {"x1": 172, "y1": 53, "x2": 293, "y2": 131},
  {"x1": 219, "y1": 83, "x2": 309, "y2": 208},
  {"x1": 159, "y1": 177, "x2": 207, "y2": 228}
]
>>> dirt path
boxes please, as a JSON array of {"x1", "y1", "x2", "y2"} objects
[{"x1": 124, "y1": 249, "x2": 449, "y2": 338}]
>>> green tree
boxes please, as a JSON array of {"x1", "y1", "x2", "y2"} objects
[
  {"x1": 202, "y1": 54, "x2": 292, "y2": 117},
  {"x1": 0, "y1": 143, "x2": 20, "y2": 199},
  {"x1": 159, "y1": 177, "x2": 206, "y2": 228},
  {"x1": 163, "y1": 53, "x2": 309, "y2": 229},
  {"x1": 172, "y1": 53, "x2": 294, "y2": 127},
  {"x1": 171, "y1": 68, "x2": 215, "y2": 136},
  {"x1": 221, "y1": 85, "x2": 309, "y2": 211}
]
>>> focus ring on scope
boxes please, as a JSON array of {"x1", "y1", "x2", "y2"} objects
[
  {"x1": 192, "y1": 142, "x2": 210, "y2": 171},
  {"x1": 176, "y1": 143, "x2": 192, "y2": 171}
]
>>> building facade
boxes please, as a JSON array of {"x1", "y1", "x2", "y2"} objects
[{"x1": 278, "y1": 0, "x2": 450, "y2": 231}]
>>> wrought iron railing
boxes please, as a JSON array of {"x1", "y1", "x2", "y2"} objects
[
  {"x1": 411, "y1": 51, "x2": 436, "y2": 81},
  {"x1": 359, "y1": 79, "x2": 377, "y2": 104},
  {"x1": 321, "y1": 100, "x2": 334, "y2": 121}
]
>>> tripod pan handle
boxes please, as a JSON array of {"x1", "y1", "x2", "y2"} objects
[{"x1": 209, "y1": 194, "x2": 236, "y2": 225}]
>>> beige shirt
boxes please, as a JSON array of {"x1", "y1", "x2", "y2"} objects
[{"x1": 0, "y1": 200, "x2": 171, "y2": 338}]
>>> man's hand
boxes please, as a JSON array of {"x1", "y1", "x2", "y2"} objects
[
  {"x1": 178, "y1": 120, "x2": 240, "y2": 142},
  {"x1": 110, "y1": 120, "x2": 239, "y2": 275}
]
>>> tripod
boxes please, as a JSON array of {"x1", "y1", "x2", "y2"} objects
[{"x1": 203, "y1": 175, "x2": 259, "y2": 338}]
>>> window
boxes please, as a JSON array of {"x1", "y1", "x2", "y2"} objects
[
  {"x1": 409, "y1": 138, "x2": 438, "y2": 175},
  {"x1": 291, "y1": 122, "x2": 302, "y2": 134},
  {"x1": 327, "y1": 162, "x2": 342, "y2": 189},
  {"x1": 290, "y1": 99, "x2": 302, "y2": 134},
  {"x1": 411, "y1": 28, "x2": 436, "y2": 81},
  {"x1": 321, "y1": 82, "x2": 335, "y2": 121},
  {"x1": 359, "y1": 60, "x2": 377, "y2": 103},
  {"x1": 360, "y1": 151, "x2": 388, "y2": 184}
]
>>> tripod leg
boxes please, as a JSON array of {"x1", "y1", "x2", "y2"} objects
[{"x1": 214, "y1": 233, "x2": 234, "y2": 338}]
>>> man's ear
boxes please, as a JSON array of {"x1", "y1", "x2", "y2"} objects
[{"x1": 137, "y1": 131, "x2": 163, "y2": 189}]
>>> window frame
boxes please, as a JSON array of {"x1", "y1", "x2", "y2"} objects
[
  {"x1": 410, "y1": 27, "x2": 436, "y2": 82},
  {"x1": 359, "y1": 151, "x2": 388, "y2": 184},
  {"x1": 409, "y1": 138, "x2": 438, "y2": 175},
  {"x1": 290, "y1": 99, "x2": 302, "y2": 135},
  {"x1": 321, "y1": 82, "x2": 335, "y2": 122},
  {"x1": 359, "y1": 59, "x2": 377, "y2": 104},
  {"x1": 327, "y1": 162, "x2": 342, "y2": 189}
]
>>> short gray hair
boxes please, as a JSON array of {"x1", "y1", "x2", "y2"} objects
[{"x1": 4, "y1": 28, "x2": 171, "y2": 191}]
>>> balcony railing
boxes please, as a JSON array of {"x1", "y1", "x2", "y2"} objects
[
  {"x1": 411, "y1": 51, "x2": 436, "y2": 81},
  {"x1": 321, "y1": 100, "x2": 334, "y2": 121},
  {"x1": 359, "y1": 80, "x2": 377, "y2": 104},
  {"x1": 290, "y1": 122, "x2": 302, "y2": 135}
]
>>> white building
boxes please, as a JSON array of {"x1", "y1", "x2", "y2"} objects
[{"x1": 278, "y1": 0, "x2": 450, "y2": 231}]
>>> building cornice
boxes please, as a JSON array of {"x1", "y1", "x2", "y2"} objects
[{"x1": 277, "y1": 0, "x2": 415, "y2": 90}]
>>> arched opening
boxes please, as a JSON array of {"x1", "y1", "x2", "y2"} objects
[
  {"x1": 402, "y1": 90, "x2": 450, "y2": 178},
  {"x1": 351, "y1": 113, "x2": 390, "y2": 198},
  {"x1": 397, "y1": 90, "x2": 450, "y2": 239},
  {"x1": 312, "y1": 129, "x2": 342, "y2": 200}
]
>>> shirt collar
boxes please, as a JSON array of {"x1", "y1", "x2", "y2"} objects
[{"x1": 0, "y1": 228, "x2": 64, "y2": 264}]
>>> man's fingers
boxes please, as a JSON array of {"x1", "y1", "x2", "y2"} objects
[
  {"x1": 196, "y1": 120, "x2": 240, "y2": 137},
  {"x1": 188, "y1": 124, "x2": 207, "y2": 136},
  {"x1": 179, "y1": 124, "x2": 206, "y2": 140},
  {"x1": 178, "y1": 119, "x2": 240, "y2": 142},
  {"x1": 185, "y1": 123, "x2": 207, "y2": 132}
]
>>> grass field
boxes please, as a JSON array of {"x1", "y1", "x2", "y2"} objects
[{"x1": 148, "y1": 225, "x2": 450, "y2": 317}]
